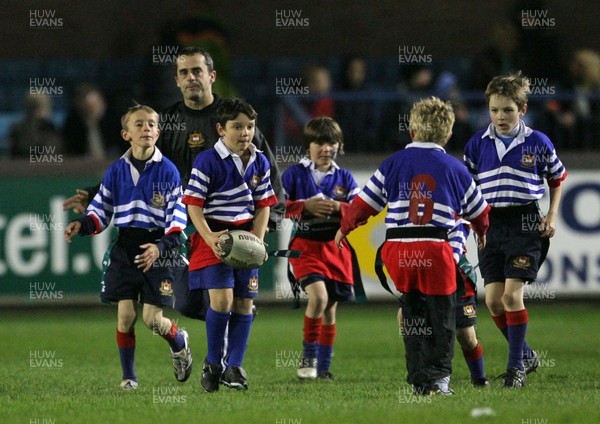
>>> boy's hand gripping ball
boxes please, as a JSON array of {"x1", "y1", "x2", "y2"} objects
[{"x1": 218, "y1": 230, "x2": 267, "y2": 269}]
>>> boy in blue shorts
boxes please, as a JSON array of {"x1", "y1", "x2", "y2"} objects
[
  {"x1": 183, "y1": 98, "x2": 278, "y2": 392},
  {"x1": 64, "y1": 104, "x2": 192, "y2": 390},
  {"x1": 464, "y1": 72, "x2": 567, "y2": 388}
]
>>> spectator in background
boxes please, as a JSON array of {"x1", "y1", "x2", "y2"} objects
[
  {"x1": 468, "y1": 21, "x2": 528, "y2": 91},
  {"x1": 283, "y1": 64, "x2": 335, "y2": 146},
  {"x1": 539, "y1": 49, "x2": 600, "y2": 150},
  {"x1": 335, "y1": 56, "x2": 377, "y2": 152},
  {"x1": 511, "y1": 0, "x2": 564, "y2": 84},
  {"x1": 9, "y1": 93, "x2": 62, "y2": 157},
  {"x1": 381, "y1": 65, "x2": 437, "y2": 151},
  {"x1": 303, "y1": 64, "x2": 335, "y2": 118},
  {"x1": 62, "y1": 83, "x2": 115, "y2": 159},
  {"x1": 434, "y1": 71, "x2": 476, "y2": 153}
]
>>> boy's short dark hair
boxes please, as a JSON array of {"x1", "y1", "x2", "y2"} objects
[
  {"x1": 303, "y1": 116, "x2": 344, "y2": 154},
  {"x1": 175, "y1": 46, "x2": 215, "y2": 73},
  {"x1": 216, "y1": 97, "x2": 258, "y2": 127}
]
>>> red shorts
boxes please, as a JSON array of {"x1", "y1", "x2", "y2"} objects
[
  {"x1": 381, "y1": 240, "x2": 456, "y2": 295},
  {"x1": 188, "y1": 232, "x2": 222, "y2": 271},
  {"x1": 289, "y1": 237, "x2": 354, "y2": 285}
]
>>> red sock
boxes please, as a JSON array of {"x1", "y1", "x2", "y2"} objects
[
  {"x1": 463, "y1": 342, "x2": 483, "y2": 361},
  {"x1": 506, "y1": 309, "x2": 528, "y2": 326},
  {"x1": 491, "y1": 313, "x2": 507, "y2": 330},
  {"x1": 319, "y1": 324, "x2": 336, "y2": 347},
  {"x1": 303, "y1": 316, "x2": 322, "y2": 343},
  {"x1": 116, "y1": 329, "x2": 136, "y2": 348},
  {"x1": 162, "y1": 320, "x2": 178, "y2": 340}
]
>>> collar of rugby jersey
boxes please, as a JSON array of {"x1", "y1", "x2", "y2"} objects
[
  {"x1": 482, "y1": 120, "x2": 534, "y2": 162},
  {"x1": 215, "y1": 138, "x2": 259, "y2": 176},
  {"x1": 405, "y1": 141, "x2": 446, "y2": 152},
  {"x1": 121, "y1": 146, "x2": 163, "y2": 186},
  {"x1": 299, "y1": 156, "x2": 340, "y2": 187}
]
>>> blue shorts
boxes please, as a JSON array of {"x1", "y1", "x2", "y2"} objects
[
  {"x1": 101, "y1": 244, "x2": 174, "y2": 307},
  {"x1": 189, "y1": 263, "x2": 259, "y2": 299},
  {"x1": 299, "y1": 273, "x2": 355, "y2": 302},
  {"x1": 456, "y1": 295, "x2": 478, "y2": 329},
  {"x1": 479, "y1": 204, "x2": 544, "y2": 285}
]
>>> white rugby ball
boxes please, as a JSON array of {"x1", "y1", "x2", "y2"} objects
[{"x1": 218, "y1": 230, "x2": 266, "y2": 269}]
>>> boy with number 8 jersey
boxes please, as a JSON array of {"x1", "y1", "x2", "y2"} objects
[{"x1": 335, "y1": 97, "x2": 490, "y2": 395}]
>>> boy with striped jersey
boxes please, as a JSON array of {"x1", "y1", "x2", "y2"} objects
[
  {"x1": 282, "y1": 117, "x2": 361, "y2": 381},
  {"x1": 335, "y1": 97, "x2": 490, "y2": 395},
  {"x1": 64, "y1": 104, "x2": 191, "y2": 390},
  {"x1": 464, "y1": 72, "x2": 566, "y2": 388},
  {"x1": 183, "y1": 98, "x2": 278, "y2": 392}
]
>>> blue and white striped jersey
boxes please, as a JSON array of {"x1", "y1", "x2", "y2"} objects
[
  {"x1": 464, "y1": 121, "x2": 567, "y2": 207},
  {"x1": 358, "y1": 142, "x2": 488, "y2": 233},
  {"x1": 183, "y1": 139, "x2": 278, "y2": 224},
  {"x1": 282, "y1": 157, "x2": 360, "y2": 203},
  {"x1": 448, "y1": 218, "x2": 470, "y2": 262},
  {"x1": 87, "y1": 147, "x2": 187, "y2": 234}
]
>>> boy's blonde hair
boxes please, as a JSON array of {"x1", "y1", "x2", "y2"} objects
[
  {"x1": 485, "y1": 71, "x2": 531, "y2": 110},
  {"x1": 409, "y1": 96, "x2": 455, "y2": 144},
  {"x1": 121, "y1": 104, "x2": 158, "y2": 131}
]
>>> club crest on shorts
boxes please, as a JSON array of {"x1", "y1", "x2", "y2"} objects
[
  {"x1": 249, "y1": 175, "x2": 261, "y2": 189},
  {"x1": 521, "y1": 153, "x2": 536, "y2": 168},
  {"x1": 333, "y1": 185, "x2": 348, "y2": 200},
  {"x1": 248, "y1": 276, "x2": 259, "y2": 291},
  {"x1": 463, "y1": 304, "x2": 476, "y2": 318},
  {"x1": 159, "y1": 280, "x2": 173, "y2": 295},
  {"x1": 513, "y1": 256, "x2": 532, "y2": 269},
  {"x1": 187, "y1": 132, "x2": 205, "y2": 147},
  {"x1": 150, "y1": 192, "x2": 166, "y2": 208}
]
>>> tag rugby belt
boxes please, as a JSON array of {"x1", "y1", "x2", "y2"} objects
[{"x1": 376, "y1": 226, "x2": 449, "y2": 299}]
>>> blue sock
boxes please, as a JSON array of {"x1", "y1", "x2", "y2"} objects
[
  {"x1": 303, "y1": 341, "x2": 319, "y2": 359},
  {"x1": 169, "y1": 332, "x2": 185, "y2": 352},
  {"x1": 206, "y1": 307, "x2": 230, "y2": 364},
  {"x1": 118, "y1": 346, "x2": 136, "y2": 380},
  {"x1": 463, "y1": 343, "x2": 485, "y2": 381},
  {"x1": 317, "y1": 344, "x2": 333, "y2": 373},
  {"x1": 506, "y1": 310, "x2": 528, "y2": 370},
  {"x1": 493, "y1": 314, "x2": 533, "y2": 359},
  {"x1": 226, "y1": 312, "x2": 253, "y2": 367},
  {"x1": 116, "y1": 330, "x2": 136, "y2": 381}
]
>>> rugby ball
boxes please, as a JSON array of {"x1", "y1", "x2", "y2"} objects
[{"x1": 218, "y1": 230, "x2": 267, "y2": 269}]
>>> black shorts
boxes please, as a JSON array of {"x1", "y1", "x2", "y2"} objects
[
  {"x1": 300, "y1": 273, "x2": 355, "y2": 302},
  {"x1": 456, "y1": 295, "x2": 478, "y2": 328},
  {"x1": 478, "y1": 203, "x2": 544, "y2": 285},
  {"x1": 101, "y1": 243, "x2": 175, "y2": 307}
]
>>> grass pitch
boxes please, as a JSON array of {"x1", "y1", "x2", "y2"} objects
[{"x1": 2, "y1": 302, "x2": 599, "y2": 424}]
